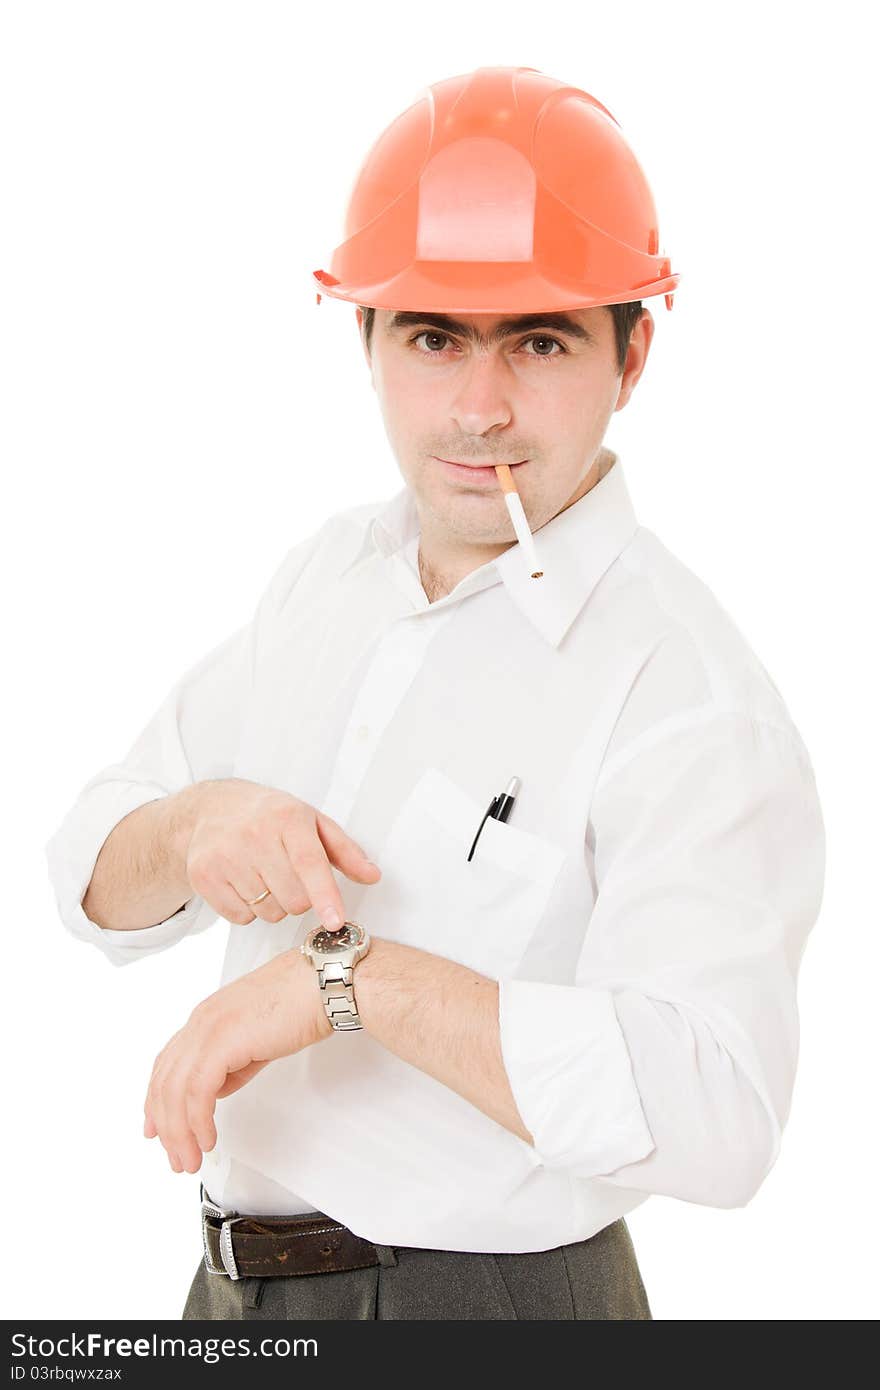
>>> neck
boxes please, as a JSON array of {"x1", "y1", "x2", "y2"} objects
[{"x1": 417, "y1": 446, "x2": 614, "y2": 603}]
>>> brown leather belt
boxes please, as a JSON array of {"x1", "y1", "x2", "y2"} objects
[{"x1": 200, "y1": 1182, "x2": 399, "y2": 1280}]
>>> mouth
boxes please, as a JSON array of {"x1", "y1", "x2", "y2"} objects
[{"x1": 434, "y1": 458, "x2": 528, "y2": 484}]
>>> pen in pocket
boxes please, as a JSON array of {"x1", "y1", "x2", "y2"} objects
[{"x1": 467, "y1": 777, "x2": 521, "y2": 862}]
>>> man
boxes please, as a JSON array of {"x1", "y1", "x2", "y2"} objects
[{"x1": 45, "y1": 66, "x2": 825, "y2": 1321}]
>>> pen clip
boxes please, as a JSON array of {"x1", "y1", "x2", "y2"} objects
[{"x1": 467, "y1": 795, "x2": 501, "y2": 863}]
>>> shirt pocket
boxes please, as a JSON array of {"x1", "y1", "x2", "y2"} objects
[{"x1": 373, "y1": 765, "x2": 566, "y2": 978}]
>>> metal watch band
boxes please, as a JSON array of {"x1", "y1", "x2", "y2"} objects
[{"x1": 318, "y1": 960, "x2": 364, "y2": 1031}]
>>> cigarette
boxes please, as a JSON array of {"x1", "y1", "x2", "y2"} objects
[{"x1": 494, "y1": 465, "x2": 544, "y2": 579}]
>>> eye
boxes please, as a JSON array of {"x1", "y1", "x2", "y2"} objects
[
  {"x1": 410, "y1": 330, "x2": 454, "y2": 355},
  {"x1": 408, "y1": 332, "x2": 566, "y2": 361},
  {"x1": 521, "y1": 335, "x2": 565, "y2": 359}
]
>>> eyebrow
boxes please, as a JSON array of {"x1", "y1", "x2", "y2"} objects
[{"x1": 385, "y1": 310, "x2": 595, "y2": 346}]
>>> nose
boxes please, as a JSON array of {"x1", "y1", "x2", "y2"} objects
[{"x1": 448, "y1": 351, "x2": 514, "y2": 438}]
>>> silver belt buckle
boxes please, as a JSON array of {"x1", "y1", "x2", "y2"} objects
[{"x1": 200, "y1": 1180, "x2": 243, "y2": 1280}]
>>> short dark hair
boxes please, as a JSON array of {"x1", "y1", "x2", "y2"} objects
[{"x1": 357, "y1": 301, "x2": 643, "y2": 375}]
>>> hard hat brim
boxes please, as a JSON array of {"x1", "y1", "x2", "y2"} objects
[{"x1": 312, "y1": 263, "x2": 679, "y2": 313}]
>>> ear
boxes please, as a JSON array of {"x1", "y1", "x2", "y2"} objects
[
  {"x1": 614, "y1": 308, "x2": 655, "y2": 413},
  {"x1": 356, "y1": 306, "x2": 375, "y2": 384}
]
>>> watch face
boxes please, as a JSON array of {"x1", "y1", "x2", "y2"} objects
[{"x1": 312, "y1": 923, "x2": 363, "y2": 954}]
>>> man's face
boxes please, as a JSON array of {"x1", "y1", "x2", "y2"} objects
[{"x1": 358, "y1": 305, "x2": 653, "y2": 549}]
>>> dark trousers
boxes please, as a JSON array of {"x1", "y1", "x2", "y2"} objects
[{"x1": 182, "y1": 1216, "x2": 651, "y2": 1320}]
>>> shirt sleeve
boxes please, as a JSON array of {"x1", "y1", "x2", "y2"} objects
[
  {"x1": 497, "y1": 709, "x2": 826, "y2": 1209},
  {"x1": 44, "y1": 518, "x2": 334, "y2": 969}
]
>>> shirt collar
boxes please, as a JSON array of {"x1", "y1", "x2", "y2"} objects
[{"x1": 369, "y1": 447, "x2": 640, "y2": 648}]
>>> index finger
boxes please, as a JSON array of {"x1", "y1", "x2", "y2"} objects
[{"x1": 280, "y1": 831, "x2": 347, "y2": 929}]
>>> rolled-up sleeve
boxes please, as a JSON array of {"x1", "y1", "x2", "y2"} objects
[
  {"x1": 497, "y1": 709, "x2": 826, "y2": 1208},
  {"x1": 44, "y1": 519, "x2": 332, "y2": 967}
]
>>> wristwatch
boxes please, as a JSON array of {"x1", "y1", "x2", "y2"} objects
[{"x1": 300, "y1": 920, "x2": 371, "y2": 1032}]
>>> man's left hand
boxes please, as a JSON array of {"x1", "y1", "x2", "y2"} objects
[{"x1": 143, "y1": 947, "x2": 332, "y2": 1173}]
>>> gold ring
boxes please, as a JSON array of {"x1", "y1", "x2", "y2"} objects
[{"x1": 247, "y1": 888, "x2": 271, "y2": 906}]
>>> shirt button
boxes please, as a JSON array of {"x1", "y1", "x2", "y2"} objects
[{"x1": 356, "y1": 724, "x2": 371, "y2": 742}]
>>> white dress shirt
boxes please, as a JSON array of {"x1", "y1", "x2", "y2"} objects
[{"x1": 45, "y1": 449, "x2": 826, "y2": 1253}]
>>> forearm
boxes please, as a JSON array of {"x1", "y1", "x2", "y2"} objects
[
  {"x1": 349, "y1": 942, "x2": 773, "y2": 1205},
  {"x1": 353, "y1": 938, "x2": 534, "y2": 1146},
  {"x1": 81, "y1": 785, "x2": 201, "y2": 932}
]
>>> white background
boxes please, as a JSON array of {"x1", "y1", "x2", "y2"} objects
[{"x1": 3, "y1": 0, "x2": 876, "y2": 1321}]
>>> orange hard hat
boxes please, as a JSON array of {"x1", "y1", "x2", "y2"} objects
[{"x1": 313, "y1": 65, "x2": 679, "y2": 315}]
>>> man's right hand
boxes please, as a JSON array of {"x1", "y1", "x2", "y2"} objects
[{"x1": 177, "y1": 778, "x2": 381, "y2": 928}]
